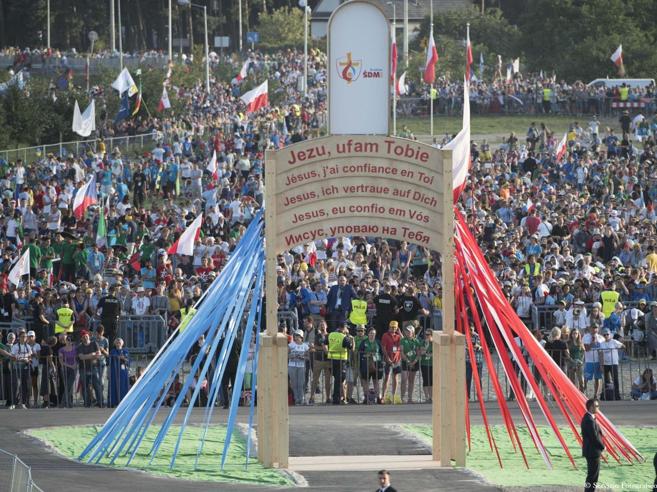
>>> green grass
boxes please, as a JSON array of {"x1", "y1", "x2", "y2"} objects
[
  {"x1": 27, "y1": 425, "x2": 295, "y2": 487},
  {"x1": 398, "y1": 114, "x2": 619, "y2": 142},
  {"x1": 404, "y1": 424, "x2": 656, "y2": 489}
]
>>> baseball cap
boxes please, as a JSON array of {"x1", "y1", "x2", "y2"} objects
[
  {"x1": 389, "y1": 321, "x2": 399, "y2": 329},
  {"x1": 293, "y1": 330, "x2": 304, "y2": 338},
  {"x1": 26, "y1": 330, "x2": 35, "y2": 337}
]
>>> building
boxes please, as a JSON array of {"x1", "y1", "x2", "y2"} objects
[{"x1": 311, "y1": 0, "x2": 472, "y2": 40}]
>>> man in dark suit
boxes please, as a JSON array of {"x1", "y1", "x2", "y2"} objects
[
  {"x1": 376, "y1": 469, "x2": 397, "y2": 492},
  {"x1": 581, "y1": 398, "x2": 605, "y2": 492},
  {"x1": 326, "y1": 275, "x2": 357, "y2": 331}
]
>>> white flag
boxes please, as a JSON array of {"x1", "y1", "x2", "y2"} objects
[
  {"x1": 512, "y1": 58, "x2": 520, "y2": 74},
  {"x1": 111, "y1": 68, "x2": 138, "y2": 96},
  {"x1": 73, "y1": 100, "x2": 96, "y2": 137},
  {"x1": 8, "y1": 249, "x2": 30, "y2": 287},
  {"x1": 72, "y1": 101, "x2": 83, "y2": 134}
]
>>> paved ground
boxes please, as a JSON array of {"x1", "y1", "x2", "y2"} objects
[{"x1": 1, "y1": 401, "x2": 653, "y2": 491}]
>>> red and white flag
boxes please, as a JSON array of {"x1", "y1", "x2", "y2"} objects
[
  {"x1": 390, "y1": 29, "x2": 397, "y2": 84},
  {"x1": 465, "y1": 29, "x2": 473, "y2": 81},
  {"x1": 72, "y1": 175, "x2": 98, "y2": 219},
  {"x1": 423, "y1": 31, "x2": 439, "y2": 84},
  {"x1": 610, "y1": 44, "x2": 625, "y2": 75},
  {"x1": 240, "y1": 80, "x2": 269, "y2": 113},
  {"x1": 526, "y1": 197, "x2": 535, "y2": 213},
  {"x1": 8, "y1": 249, "x2": 29, "y2": 287},
  {"x1": 167, "y1": 214, "x2": 203, "y2": 256},
  {"x1": 235, "y1": 60, "x2": 250, "y2": 83},
  {"x1": 396, "y1": 71, "x2": 408, "y2": 96},
  {"x1": 445, "y1": 77, "x2": 471, "y2": 202},
  {"x1": 157, "y1": 86, "x2": 171, "y2": 112},
  {"x1": 206, "y1": 150, "x2": 219, "y2": 180},
  {"x1": 610, "y1": 44, "x2": 623, "y2": 67},
  {"x1": 555, "y1": 132, "x2": 568, "y2": 161}
]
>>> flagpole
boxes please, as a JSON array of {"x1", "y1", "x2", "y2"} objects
[
  {"x1": 118, "y1": 0, "x2": 123, "y2": 70},
  {"x1": 429, "y1": 0, "x2": 434, "y2": 137},
  {"x1": 392, "y1": 3, "x2": 397, "y2": 136}
]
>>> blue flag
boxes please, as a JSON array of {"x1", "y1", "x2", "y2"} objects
[{"x1": 114, "y1": 92, "x2": 130, "y2": 122}]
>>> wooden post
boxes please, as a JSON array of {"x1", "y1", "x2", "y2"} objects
[
  {"x1": 257, "y1": 151, "x2": 289, "y2": 468},
  {"x1": 451, "y1": 332, "x2": 466, "y2": 466},
  {"x1": 431, "y1": 148, "x2": 465, "y2": 466}
]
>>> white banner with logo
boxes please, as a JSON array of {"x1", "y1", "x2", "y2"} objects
[{"x1": 328, "y1": 1, "x2": 390, "y2": 135}]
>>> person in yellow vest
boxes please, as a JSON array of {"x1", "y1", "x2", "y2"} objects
[
  {"x1": 600, "y1": 287, "x2": 620, "y2": 318},
  {"x1": 542, "y1": 85, "x2": 552, "y2": 114},
  {"x1": 348, "y1": 291, "x2": 368, "y2": 328},
  {"x1": 327, "y1": 322, "x2": 353, "y2": 405},
  {"x1": 178, "y1": 305, "x2": 197, "y2": 333},
  {"x1": 55, "y1": 300, "x2": 74, "y2": 336},
  {"x1": 619, "y1": 84, "x2": 629, "y2": 102}
]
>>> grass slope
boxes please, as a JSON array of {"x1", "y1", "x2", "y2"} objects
[
  {"x1": 404, "y1": 424, "x2": 656, "y2": 489},
  {"x1": 28, "y1": 425, "x2": 294, "y2": 487}
]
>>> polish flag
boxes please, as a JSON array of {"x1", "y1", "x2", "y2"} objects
[
  {"x1": 444, "y1": 77, "x2": 471, "y2": 202},
  {"x1": 72, "y1": 175, "x2": 98, "y2": 219},
  {"x1": 235, "y1": 60, "x2": 250, "y2": 83},
  {"x1": 240, "y1": 80, "x2": 269, "y2": 113},
  {"x1": 390, "y1": 29, "x2": 397, "y2": 84},
  {"x1": 610, "y1": 44, "x2": 625, "y2": 75},
  {"x1": 396, "y1": 71, "x2": 408, "y2": 96},
  {"x1": 526, "y1": 197, "x2": 535, "y2": 213},
  {"x1": 555, "y1": 132, "x2": 568, "y2": 161},
  {"x1": 423, "y1": 31, "x2": 439, "y2": 84},
  {"x1": 610, "y1": 44, "x2": 623, "y2": 68},
  {"x1": 157, "y1": 86, "x2": 171, "y2": 112},
  {"x1": 206, "y1": 150, "x2": 219, "y2": 180},
  {"x1": 465, "y1": 30, "x2": 473, "y2": 81},
  {"x1": 167, "y1": 214, "x2": 203, "y2": 256}
]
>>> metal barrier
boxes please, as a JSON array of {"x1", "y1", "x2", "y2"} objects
[
  {"x1": 0, "y1": 448, "x2": 44, "y2": 492},
  {"x1": 117, "y1": 315, "x2": 167, "y2": 354},
  {"x1": 531, "y1": 301, "x2": 643, "y2": 332},
  {"x1": 0, "y1": 131, "x2": 159, "y2": 163},
  {"x1": 396, "y1": 95, "x2": 656, "y2": 118},
  {"x1": 0, "y1": 320, "x2": 27, "y2": 337}
]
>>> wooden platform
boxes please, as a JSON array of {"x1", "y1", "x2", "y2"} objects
[{"x1": 288, "y1": 455, "x2": 446, "y2": 472}]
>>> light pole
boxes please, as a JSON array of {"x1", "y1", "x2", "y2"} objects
[
  {"x1": 387, "y1": 0, "x2": 396, "y2": 135},
  {"x1": 299, "y1": 0, "x2": 310, "y2": 97},
  {"x1": 403, "y1": 0, "x2": 408, "y2": 67},
  {"x1": 168, "y1": 0, "x2": 173, "y2": 62},
  {"x1": 47, "y1": 0, "x2": 51, "y2": 50},
  {"x1": 110, "y1": 0, "x2": 116, "y2": 53},
  {"x1": 178, "y1": 0, "x2": 210, "y2": 93},
  {"x1": 118, "y1": 0, "x2": 123, "y2": 69},
  {"x1": 238, "y1": 0, "x2": 243, "y2": 51}
]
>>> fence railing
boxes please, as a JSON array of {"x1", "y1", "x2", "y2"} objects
[
  {"x1": 396, "y1": 95, "x2": 657, "y2": 119},
  {"x1": 530, "y1": 301, "x2": 643, "y2": 333},
  {"x1": 0, "y1": 131, "x2": 159, "y2": 163},
  {"x1": 0, "y1": 448, "x2": 44, "y2": 492}
]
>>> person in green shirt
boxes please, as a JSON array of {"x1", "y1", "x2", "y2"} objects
[
  {"x1": 39, "y1": 236, "x2": 56, "y2": 281},
  {"x1": 401, "y1": 324, "x2": 421, "y2": 403},
  {"x1": 419, "y1": 329, "x2": 433, "y2": 402},
  {"x1": 358, "y1": 327, "x2": 383, "y2": 404},
  {"x1": 73, "y1": 243, "x2": 88, "y2": 279},
  {"x1": 60, "y1": 237, "x2": 78, "y2": 282},
  {"x1": 22, "y1": 236, "x2": 42, "y2": 278}
]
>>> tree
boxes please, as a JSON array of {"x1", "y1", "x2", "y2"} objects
[{"x1": 257, "y1": 7, "x2": 306, "y2": 49}]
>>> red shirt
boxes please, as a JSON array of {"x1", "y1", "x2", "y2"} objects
[{"x1": 381, "y1": 331, "x2": 401, "y2": 364}]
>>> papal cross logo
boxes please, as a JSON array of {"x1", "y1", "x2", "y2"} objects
[{"x1": 336, "y1": 52, "x2": 362, "y2": 84}]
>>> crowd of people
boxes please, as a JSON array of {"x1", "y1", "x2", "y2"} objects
[
  {"x1": 0, "y1": 43, "x2": 656, "y2": 410},
  {"x1": 404, "y1": 75, "x2": 657, "y2": 117}
]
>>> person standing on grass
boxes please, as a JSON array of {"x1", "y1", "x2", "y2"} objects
[
  {"x1": 581, "y1": 398, "x2": 604, "y2": 492},
  {"x1": 376, "y1": 469, "x2": 397, "y2": 492}
]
